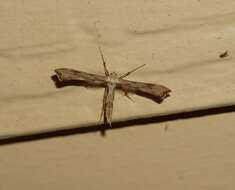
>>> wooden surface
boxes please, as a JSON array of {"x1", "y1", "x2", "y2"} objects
[
  {"x1": 0, "y1": 0, "x2": 235, "y2": 189},
  {"x1": 1, "y1": 112, "x2": 235, "y2": 189}
]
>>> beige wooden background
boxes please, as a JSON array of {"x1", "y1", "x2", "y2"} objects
[{"x1": 1, "y1": 0, "x2": 235, "y2": 189}]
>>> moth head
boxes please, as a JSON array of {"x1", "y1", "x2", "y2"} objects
[{"x1": 110, "y1": 72, "x2": 118, "y2": 77}]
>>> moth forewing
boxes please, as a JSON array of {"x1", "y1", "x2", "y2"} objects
[
  {"x1": 55, "y1": 68, "x2": 107, "y2": 87},
  {"x1": 116, "y1": 79, "x2": 171, "y2": 103}
]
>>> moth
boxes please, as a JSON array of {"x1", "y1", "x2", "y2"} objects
[{"x1": 55, "y1": 47, "x2": 171, "y2": 126}]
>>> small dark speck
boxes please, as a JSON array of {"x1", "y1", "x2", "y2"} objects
[
  {"x1": 164, "y1": 123, "x2": 169, "y2": 132},
  {"x1": 219, "y1": 50, "x2": 229, "y2": 58}
]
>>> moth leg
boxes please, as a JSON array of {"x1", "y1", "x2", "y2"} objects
[
  {"x1": 119, "y1": 64, "x2": 146, "y2": 79},
  {"x1": 99, "y1": 105, "x2": 104, "y2": 122},
  {"x1": 124, "y1": 92, "x2": 134, "y2": 102},
  {"x1": 98, "y1": 46, "x2": 109, "y2": 76}
]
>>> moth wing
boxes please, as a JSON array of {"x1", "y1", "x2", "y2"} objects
[
  {"x1": 100, "y1": 87, "x2": 108, "y2": 122},
  {"x1": 55, "y1": 68, "x2": 106, "y2": 87},
  {"x1": 117, "y1": 79, "x2": 171, "y2": 103}
]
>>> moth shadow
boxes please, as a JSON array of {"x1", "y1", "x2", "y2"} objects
[{"x1": 1, "y1": 104, "x2": 235, "y2": 146}]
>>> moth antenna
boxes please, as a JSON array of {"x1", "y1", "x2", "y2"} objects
[
  {"x1": 119, "y1": 64, "x2": 146, "y2": 79},
  {"x1": 98, "y1": 46, "x2": 109, "y2": 76}
]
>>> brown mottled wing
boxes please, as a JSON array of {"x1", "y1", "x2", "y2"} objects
[
  {"x1": 100, "y1": 87, "x2": 107, "y2": 121},
  {"x1": 55, "y1": 68, "x2": 106, "y2": 87},
  {"x1": 103, "y1": 82, "x2": 116, "y2": 126},
  {"x1": 117, "y1": 79, "x2": 171, "y2": 103}
]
